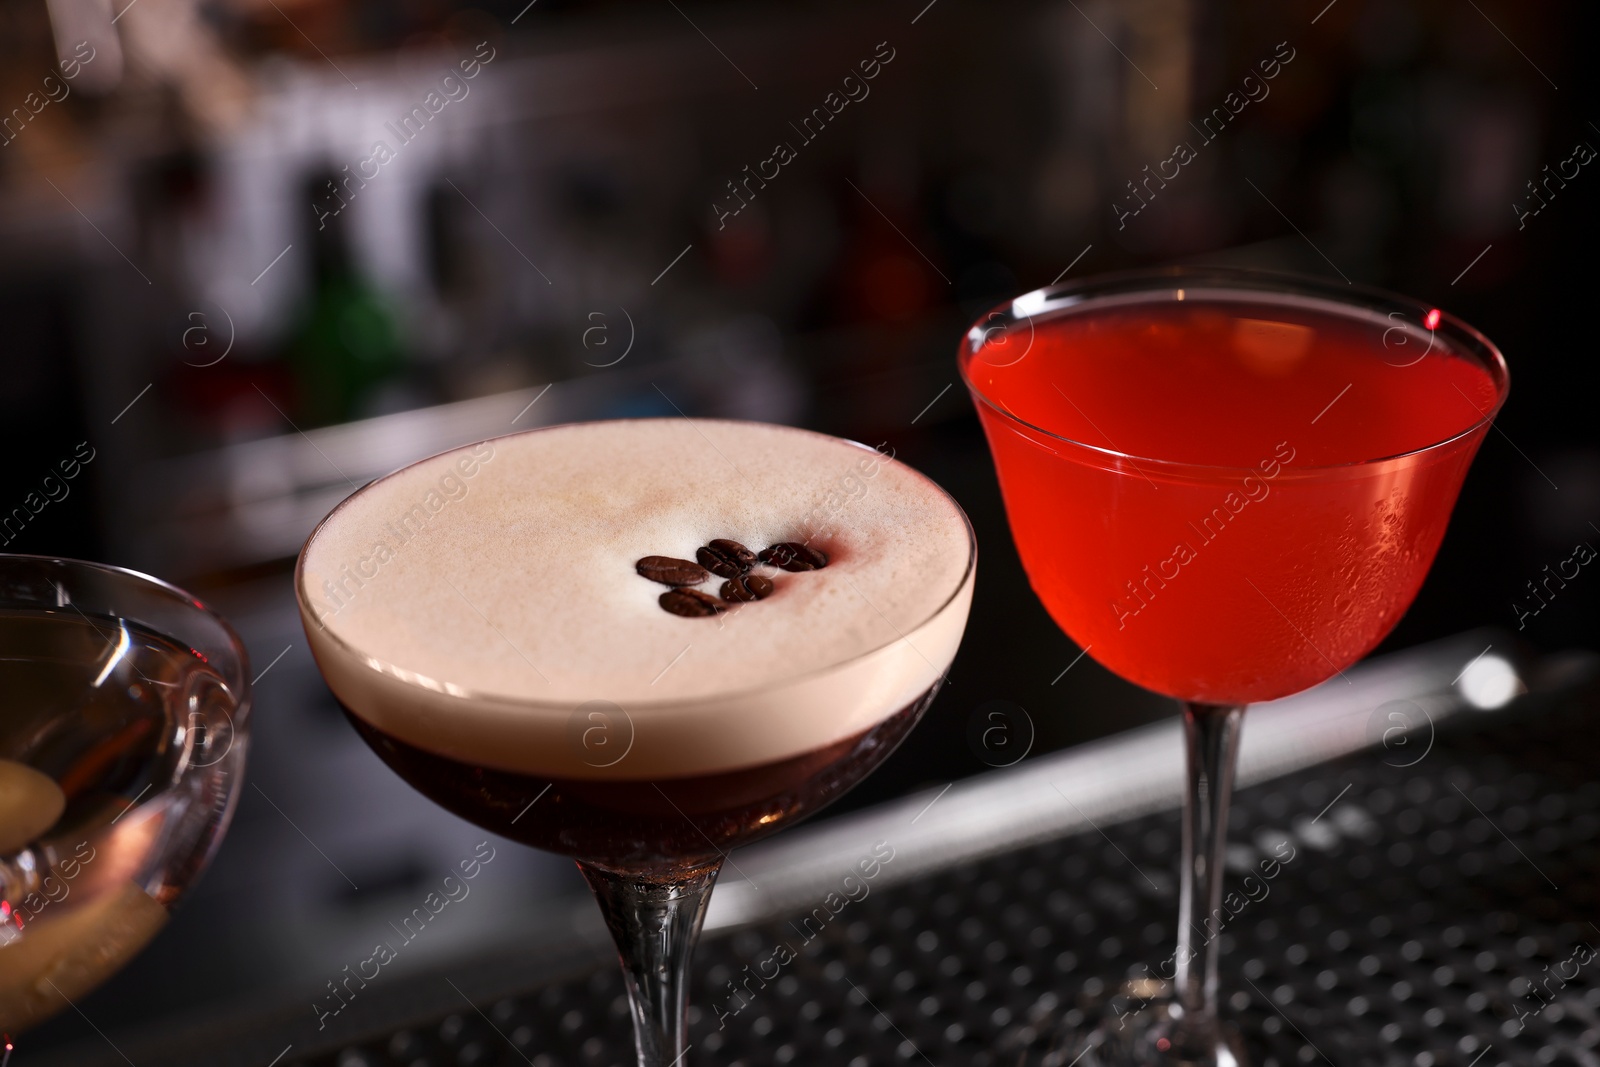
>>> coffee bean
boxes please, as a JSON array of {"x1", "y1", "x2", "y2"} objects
[
  {"x1": 758, "y1": 542, "x2": 828, "y2": 572},
  {"x1": 659, "y1": 588, "x2": 725, "y2": 617},
  {"x1": 697, "y1": 539, "x2": 757, "y2": 579},
  {"x1": 721, "y1": 574, "x2": 775, "y2": 602},
  {"x1": 636, "y1": 556, "x2": 710, "y2": 586}
]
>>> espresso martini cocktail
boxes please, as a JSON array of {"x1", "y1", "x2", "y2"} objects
[{"x1": 295, "y1": 418, "x2": 976, "y2": 1066}]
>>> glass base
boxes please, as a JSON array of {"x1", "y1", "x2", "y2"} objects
[{"x1": 1007, "y1": 980, "x2": 1250, "y2": 1067}]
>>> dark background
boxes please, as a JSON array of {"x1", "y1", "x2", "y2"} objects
[{"x1": 1, "y1": 0, "x2": 1595, "y2": 1054}]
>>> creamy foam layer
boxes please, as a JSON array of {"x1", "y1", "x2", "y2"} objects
[{"x1": 296, "y1": 419, "x2": 975, "y2": 779}]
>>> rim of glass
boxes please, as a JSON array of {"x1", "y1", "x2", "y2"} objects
[
  {"x1": 0, "y1": 552, "x2": 252, "y2": 695},
  {"x1": 957, "y1": 265, "x2": 1511, "y2": 477},
  {"x1": 294, "y1": 417, "x2": 978, "y2": 713}
]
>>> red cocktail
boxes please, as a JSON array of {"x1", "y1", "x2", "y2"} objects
[{"x1": 960, "y1": 268, "x2": 1507, "y2": 1065}]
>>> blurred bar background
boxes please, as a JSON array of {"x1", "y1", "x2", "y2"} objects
[{"x1": 1, "y1": 0, "x2": 1595, "y2": 1053}]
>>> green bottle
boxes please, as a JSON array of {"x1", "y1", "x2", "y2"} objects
[{"x1": 284, "y1": 171, "x2": 406, "y2": 426}]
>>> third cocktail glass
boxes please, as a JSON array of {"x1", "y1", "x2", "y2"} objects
[{"x1": 959, "y1": 267, "x2": 1507, "y2": 1064}]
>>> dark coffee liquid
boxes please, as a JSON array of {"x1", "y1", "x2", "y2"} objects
[{"x1": 343, "y1": 683, "x2": 939, "y2": 876}]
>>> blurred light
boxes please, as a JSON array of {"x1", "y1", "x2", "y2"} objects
[
  {"x1": 45, "y1": 0, "x2": 124, "y2": 94},
  {"x1": 1458, "y1": 655, "x2": 1519, "y2": 709},
  {"x1": 1424, "y1": 308, "x2": 1442, "y2": 331}
]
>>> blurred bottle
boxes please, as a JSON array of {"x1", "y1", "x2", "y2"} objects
[{"x1": 283, "y1": 170, "x2": 405, "y2": 426}]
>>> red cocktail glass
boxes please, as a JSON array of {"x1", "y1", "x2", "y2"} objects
[{"x1": 959, "y1": 267, "x2": 1507, "y2": 1064}]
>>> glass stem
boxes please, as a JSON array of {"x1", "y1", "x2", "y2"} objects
[
  {"x1": 580, "y1": 861, "x2": 721, "y2": 1067},
  {"x1": 1171, "y1": 702, "x2": 1245, "y2": 1024}
]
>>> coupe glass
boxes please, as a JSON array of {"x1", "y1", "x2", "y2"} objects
[
  {"x1": 0, "y1": 555, "x2": 251, "y2": 1037},
  {"x1": 958, "y1": 268, "x2": 1507, "y2": 1064},
  {"x1": 295, "y1": 428, "x2": 977, "y2": 1067}
]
